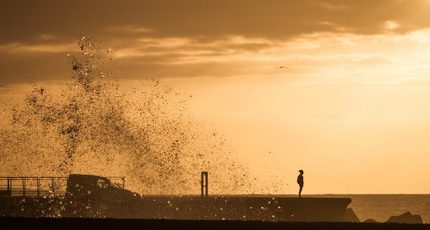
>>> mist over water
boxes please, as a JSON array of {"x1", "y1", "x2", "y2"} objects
[{"x1": 0, "y1": 37, "x2": 252, "y2": 195}]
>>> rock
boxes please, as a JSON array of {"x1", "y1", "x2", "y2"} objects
[
  {"x1": 364, "y1": 219, "x2": 378, "y2": 223},
  {"x1": 385, "y1": 211, "x2": 423, "y2": 224},
  {"x1": 343, "y1": 208, "x2": 360, "y2": 222}
]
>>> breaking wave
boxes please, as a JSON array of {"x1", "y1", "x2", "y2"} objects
[{"x1": 0, "y1": 37, "x2": 252, "y2": 195}]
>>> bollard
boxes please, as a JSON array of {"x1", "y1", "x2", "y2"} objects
[{"x1": 201, "y1": 171, "x2": 208, "y2": 197}]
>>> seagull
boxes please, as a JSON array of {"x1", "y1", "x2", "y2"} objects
[{"x1": 277, "y1": 65, "x2": 288, "y2": 69}]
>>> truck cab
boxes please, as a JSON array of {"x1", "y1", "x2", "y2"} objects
[{"x1": 63, "y1": 174, "x2": 141, "y2": 218}]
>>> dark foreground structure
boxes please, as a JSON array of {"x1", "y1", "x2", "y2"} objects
[
  {"x1": 0, "y1": 194, "x2": 352, "y2": 221},
  {"x1": 0, "y1": 218, "x2": 428, "y2": 230},
  {"x1": 0, "y1": 174, "x2": 428, "y2": 229},
  {"x1": 3, "y1": 173, "x2": 424, "y2": 228},
  {"x1": 0, "y1": 174, "x2": 352, "y2": 222}
]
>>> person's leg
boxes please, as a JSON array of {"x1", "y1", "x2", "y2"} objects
[{"x1": 299, "y1": 185, "x2": 302, "y2": 198}]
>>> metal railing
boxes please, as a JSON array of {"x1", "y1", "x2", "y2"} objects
[
  {"x1": 0, "y1": 177, "x2": 68, "y2": 197},
  {"x1": 0, "y1": 176, "x2": 126, "y2": 198}
]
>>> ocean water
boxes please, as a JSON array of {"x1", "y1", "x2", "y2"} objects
[{"x1": 323, "y1": 194, "x2": 430, "y2": 223}]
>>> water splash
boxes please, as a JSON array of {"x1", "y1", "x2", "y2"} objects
[{"x1": 0, "y1": 37, "x2": 253, "y2": 194}]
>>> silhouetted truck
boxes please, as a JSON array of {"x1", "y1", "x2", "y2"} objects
[
  {"x1": 0, "y1": 174, "x2": 352, "y2": 221},
  {"x1": 0, "y1": 174, "x2": 140, "y2": 218},
  {"x1": 63, "y1": 174, "x2": 142, "y2": 218}
]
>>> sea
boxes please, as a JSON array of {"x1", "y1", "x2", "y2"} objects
[{"x1": 319, "y1": 194, "x2": 430, "y2": 223}]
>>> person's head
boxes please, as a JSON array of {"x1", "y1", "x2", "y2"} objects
[{"x1": 299, "y1": 170, "x2": 304, "y2": 175}]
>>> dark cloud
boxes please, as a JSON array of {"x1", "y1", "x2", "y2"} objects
[
  {"x1": 2, "y1": 0, "x2": 430, "y2": 43},
  {"x1": 1, "y1": 0, "x2": 430, "y2": 84},
  {"x1": 0, "y1": 53, "x2": 70, "y2": 84},
  {"x1": 119, "y1": 59, "x2": 276, "y2": 80}
]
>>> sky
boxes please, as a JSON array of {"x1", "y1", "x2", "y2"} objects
[{"x1": 1, "y1": 0, "x2": 430, "y2": 194}]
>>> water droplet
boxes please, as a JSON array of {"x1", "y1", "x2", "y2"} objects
[{"x1": 0, "y1": 37, "x2": 251, "y2": 198}]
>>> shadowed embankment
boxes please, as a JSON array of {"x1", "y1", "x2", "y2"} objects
[{"x1": 0, "y1": 218, "x2": 428, "y2": 230}]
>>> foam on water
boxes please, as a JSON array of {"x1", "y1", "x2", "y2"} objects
[{"x1": 0, "y1": 37, "x2": 253, "y2": 195}]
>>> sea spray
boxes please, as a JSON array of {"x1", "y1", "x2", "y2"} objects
[{"x1": 0, "y1": 37, "x2": 253, "y2": 194}]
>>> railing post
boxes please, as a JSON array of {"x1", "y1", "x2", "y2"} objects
[
  {"x1": 201, "y1": 171, "x2": 208, "y2": 197},
  {"x1": 7, "y1": 177, "x2": 10, "y2": 191},
  {"x1": 22, "y1": 178, "x2": 26, "y2": 197},
  {"x1": 8, "y1": 178, "x2": 12, "y2": 195},
  {"x1": 51, "y1": 177, "x2": 55, "y2": 194},
  {"x1": 122, "y1": 177, "x2": 125, "y2": 189},
  {"x1": 37, "y1": 178, "x2": 40, "y2": 197}
]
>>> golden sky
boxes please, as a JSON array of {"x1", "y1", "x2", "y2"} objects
[{"x1": 1, "y1": 0, "x2": 430, "y2": 193}]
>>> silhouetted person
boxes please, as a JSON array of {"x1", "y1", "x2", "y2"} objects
[{"x1": 297, "y1": 170, "x2": 304, "y2": 198}]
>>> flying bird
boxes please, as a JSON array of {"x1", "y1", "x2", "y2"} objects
[{"x1": 276, "y1": 65, "x2": 288, "y2": 70}]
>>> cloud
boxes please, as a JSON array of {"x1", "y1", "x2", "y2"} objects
[
  {"x1": 384, "y1": 20, "x2": 400, "y2": 31},
  {"x1": 2, "y1": 0, "x2": 430, "y2": 44},
  {"x1": 317, "y1": 2, "x2": 348, "y2": 10},
  {"x1": 108, "y1": 25, "x2": 154, "y2": 34},
  {"x1": 3, "y1": 28, "x2": 430, "y2": 84},
  {"x1": 2, "y1": 0, "x2": 430, "y2": 84},
  {"x1": 111, "y1": 36, "x2": 275, "y2": 61},
  {"x1": 0, "y1": 42, "x2": 74, "y2": 54},
  {"x1": 37, "y1": 34, "x2": 59, "y2": 41}
]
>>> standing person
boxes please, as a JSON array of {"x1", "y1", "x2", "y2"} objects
[{"x1": 297, "y1": 170, "x2": 304, "y2": 198}]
